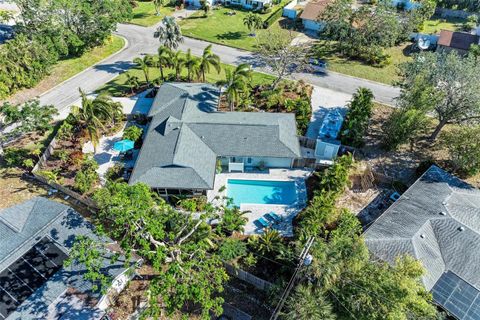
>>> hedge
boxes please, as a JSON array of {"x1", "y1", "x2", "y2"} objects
[{"x1": 262, "y1": 0, "x2": 291, "y2": 28}]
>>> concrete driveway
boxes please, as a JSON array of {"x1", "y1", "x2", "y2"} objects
[{"x1": 306, "y1": 86, "x2": 351, "y2": 139}]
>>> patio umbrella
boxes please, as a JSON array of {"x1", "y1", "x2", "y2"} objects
[{"x1": 113, "y1": 139, "x2": 134, "y2": 153}]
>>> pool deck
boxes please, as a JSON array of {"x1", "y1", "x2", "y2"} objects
[{"x1": 207, "y1": 169, "x2": 312, "y2": 237}]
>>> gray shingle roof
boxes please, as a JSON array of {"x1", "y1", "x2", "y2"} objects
[
  {"x1": 365, "y1": 166, "x2": 480, "y2": 319},
  {"x1": 0, "y1": 197, "x2": 130, "y2": 320},
  {"x1": 130, "y1": 83, "x2": 301, "y2": 190}
]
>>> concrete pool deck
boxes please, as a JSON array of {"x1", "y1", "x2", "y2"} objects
[{"x1": 207, "y1": 169, "x2": 312, "y2": 236}]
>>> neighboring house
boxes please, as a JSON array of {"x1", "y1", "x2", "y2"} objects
[
  {"x1": 282, "y1": 0, "x2": 301, "y2": 19},
  {"x1": 391, "y1": 0, "x2": 421, "y2": 10},
  {"x1": 365, "y1": 166, "x2": 480, "y2": 320},
  {"x1": 299, "y1": 0, "x2": 330, "y2": 32},
  {"x1": 437, "y1": 29, "x2": 480, "y2": 55},
  {"x1": 192, "y1": 0, "x2": 272, "y2": 10},
  {"x1": 0, "y1": 197, "x2": 136, "y2": 320},
  {"x1": 314, "y1": 109, "x2": 343, "y2": 165},
  {"x1": 129, "y1": 83, "x2": 301, "y2": 197}
]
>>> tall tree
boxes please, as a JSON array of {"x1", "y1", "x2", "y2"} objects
[
  {"x1": 171, "y1": 50, "x2": 186, "y2": 81},
  {"x1": 153, "y1": 0, "x2": 165, "y2": 16},
  {"x1": 217, "y1": 64, "x2": 252, "y2": 111},
  {"x1": 340, "y1": 87, "x2": 374, "y2": 148},
  {"x1": 283, "y1": 285, "x2": 336, "y2": 320},
  {"x1": 185, "y1": 49, "x2": 200, "y2": 82},
  {"x1": 243, "y1": 12, "x2": 263, "y2": 36},
  {"x1": 155, "y1": 16, "x2": 183, "y2": 50},
  {"x1": 398, "y1": 51, "x2": 480, "y2": 140},
  {"x1": 133, "y1": 55, "x2": 154, "y2": 87},
  {"x1": 256, "y1": 28, "x2": 310, "y2": 89},
  {"x1": 67, "y1": 182, "x2": 229, "y2": 319},
  {"x1": 156, "y1": 45, "x2": 172, "y2": 81},
  {"x1": 199, "y1": 44, "x2": 221, "y2": 82},
  {"x1": 125, "y1": 73, "x2": 140, "y2": 94},
  {"x1": 442, "y1": 125, "x2": 480, "y2": 176},
  {"x1": 71, "y1": 89, "x2": 118, "y2": 151}
]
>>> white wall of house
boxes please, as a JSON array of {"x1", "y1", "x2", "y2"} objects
[{"x1": 220, "y1": 156, "x2": 293, "y2": 168}]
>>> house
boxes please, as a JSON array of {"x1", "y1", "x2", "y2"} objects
[
  {"x1": 314, "y1": 109, "x2": 343, "y2": 164},
  {"x1": 0, "y1": 197, "x2": 136, "y2": 320},
  {"x1": 299, "y1": 0, "x2": 331, "y2": 32},
  {"x1": 391, "y1": 0, "x2": 421, "y2": 10},
  {"x1": 437, "y1": 29, "x2": 480, "y2": 55},
  {"x1": 365, "y1": 166, "x2": 480, "y2": 320},
  {"x1": 129, "y1": 83, "x2": 301, "y2": 197},
  {"x1": 191, "y1": 0, "x2": 272, "y2": 10}
]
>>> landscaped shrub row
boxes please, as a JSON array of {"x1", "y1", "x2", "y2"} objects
[{"x1": 262, "y1": 0, "x2": 290, "y2": 28}]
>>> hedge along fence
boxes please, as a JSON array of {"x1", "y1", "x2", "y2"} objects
[
  {"x1": 263, "y1": 0, "x2": 291, "y2": 28},
  {"x1": 31, "y1": 133, "x2": 98, "y2": 209}
]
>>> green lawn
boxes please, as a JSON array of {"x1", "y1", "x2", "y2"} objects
[
  {"x1": 98, "y1": 61, "x2": 275, "y2": 96},
  {"x1": 318, "y1": 43, "x2": 412, "y2": 85},
  {"x1": 179, "y1": 6, "x2": 295, "y2": 51},
  {"x1": 129, "y1": 1, "x2": 176, "y2": 27},
  {"x1": 52, "y1": 36, "x2": 125, "y2": 83},
  {"x1": 421, "y1": 15, "x2": 466, "y2": 34}
]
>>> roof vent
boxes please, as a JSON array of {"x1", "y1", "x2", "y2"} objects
[
  {"x1": 420, "y1": 234, "x2": 425, "y2": 239},
  {"x1": 458, "y1": 226, "x2": 465, "y2": 231},
  {"x1": 439, "y1": 211, "x2": 446, "y2": 216},
  {"x1": 442, "y1": 201, "x2": 447, "y2": 205}
]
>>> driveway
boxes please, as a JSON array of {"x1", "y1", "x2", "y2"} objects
[
  {"x1": 306, "y1": 86, "x2": 351, "y2": 139},
  {"x1": 38, "y1": 19, "x2": 400, "y2": 117}
]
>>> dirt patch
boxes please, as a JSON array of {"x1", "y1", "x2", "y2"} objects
[{"x1": 0, "y1": 168, "x2": 48, "y2": 209}]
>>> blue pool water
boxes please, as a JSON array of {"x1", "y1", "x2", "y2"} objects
[{"x1": 227, "y1": 179, "x2": 297, "y2": 207}]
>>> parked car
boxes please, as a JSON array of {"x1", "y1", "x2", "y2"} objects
[{"x1": 305, "y1": 58, "x2": 327, "y2": 73}]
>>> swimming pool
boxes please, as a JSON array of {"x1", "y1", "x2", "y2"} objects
[{"x1": 227, "y1": 179, "x2": 297, "y2": 207}]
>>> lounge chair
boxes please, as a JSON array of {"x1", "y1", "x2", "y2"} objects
[
  {"x1": 256, "y1": 217, "x2": 270, "y2": 229},
  {"x1": 266, "y1": 212, "x2": 282, "y2": 223}
]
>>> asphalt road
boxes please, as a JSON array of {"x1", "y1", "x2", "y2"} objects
[{"x1": 39, "y1": 22, "x2": 400, "y2": 113}]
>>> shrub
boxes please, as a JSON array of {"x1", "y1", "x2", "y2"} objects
[
  {"x1": 57, "y1": 121, "x2": 74, "y2": 141},
  {"x1": 36, "y1": 170, "x2": 59, "y2": 183},
  {"x1": 2, "y1": 147, "x2": 29, "y2": 167},
  {"x1": 218, "y1": 238, "x2": 247, "y2": 262},
  {"x1": 74, "y1": 155, "x2": 99, "y2": 194},
  {"x1": 105, "y1": 163, "x2": 124, "y2": 182},
  {"x1": 53, "y1": 150, "x2": 69, "y2": 162},
  {"x1": 382, "y1": 108, "x2": 428, "y2": 151},
  {"x1": 22, "y1": 159, "x2": 35, "y2": 169},
  {"x1": 122, "y1": 125, "x2": 143, "y2": 144},
  {"x1": 442, "y1": 125, "x2": 480, "y2": 176},
  {"x1": 178, "y1": 196, "x2": 208, "y2": 212},
  {"x1": 340, "y1": 87, "x2": 374, "y2": 148}
]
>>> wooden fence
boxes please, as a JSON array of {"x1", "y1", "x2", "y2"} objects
[{"x1": 223, "y1": 263, "x2": 273, "y2": 292}]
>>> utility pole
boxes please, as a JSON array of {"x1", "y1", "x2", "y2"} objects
[{"x1": 269, "y1": 236, "x2": 315, "y2": 320}]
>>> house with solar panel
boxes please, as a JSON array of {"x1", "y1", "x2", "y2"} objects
[
  {"x1": 365, "y1": 165, "x2": 480, "y2": 320},
  {"x1": 0, "y1": 197, "x2": 136, "y2": 320},
  {"x1": 128, "y1": 83, "x2": 302, "y2": 197}
]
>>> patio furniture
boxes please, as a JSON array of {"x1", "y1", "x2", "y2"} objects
[
  {"x1": 256, "y1": 217, "x2": 270, "y2": 229},
  {"x1": 113, "y1": 139, "x2": 135, "y2": 153},
  {"x1": 265, "y1": 212, "x2": 282, "y2": 223}
]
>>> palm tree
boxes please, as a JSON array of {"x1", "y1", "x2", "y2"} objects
[
  {"x1": 250, "y1": 228, "x2": 283, "y2": 256},
  {"x1": 217, "y1": 207, "x2": 248, "y2": 236},
  {"x1": 156, "y1": 16, "x2": 183, "y2": 50},
  {"x1": 283, "y1": 285, "x2": 336, "y2": 320},
  {"x1": 153, "y1": 0, "x2": 164, "y2": 16},
  {"x1": 157, "y1": 46, "x2": 172, "y2": 81},
  {"x1": 171, "y1": 50, "x2": 186, "y2": 81},
  {"x1": 185, "y1": 49, "x2": 200, "y2": 82},
  {"x1": 71, "y1": 89, "x2": 118, "y2": 152},
  {"x1": 217, "y1": 63, "x2": 252, "y2": 111},
  {"x1": 199, "y1": 45, "x2": 221, "y2": 82},
  {"x1": 243, "y1": 13, "x2": 263, "y2": 36},
  {"x1": 125, "y1": 74, "x2": 140, "y2": 95},
  {"x1": 133, "y1": 55, "x2": 154, "y2": 87}
]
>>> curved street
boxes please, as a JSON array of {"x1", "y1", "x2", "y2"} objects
[{"x1": 39, "y1": 21, "x2": 400, "y2": 113}]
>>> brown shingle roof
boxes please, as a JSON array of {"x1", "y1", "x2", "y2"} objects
[
  {"x1": 300, "y1": 0, "x2": 331, "y2": 21},
  {"x1": 438, "y1": 30, "x2": 479, "y2": 51}
]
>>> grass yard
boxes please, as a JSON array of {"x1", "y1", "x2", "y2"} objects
[
  {"x1": 179, "y1": 6, "x2": 296, "y2": 51},
  {"x1": 6, "y1": 35, "x2": 125, "y2": 105},
  {"x1": 319, "y1": 43, "x2": 412, "y2": 85},
  {"x1": 98, "y1": 61, "x2": 275, "y2": 96},
  {"x1": 129, "y1": 1, "x2": 176, "y2": 27},
  {"x1": 421, "y1": 15, "x2": 466, "y2": 34}
]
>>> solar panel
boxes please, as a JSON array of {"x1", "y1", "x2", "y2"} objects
[
  {"x1": 432, "y1": 271, "x2": 480, "y2": 320},
  {"x1": 0, "y1": 237, "x2": 68, "y2": 319}
]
